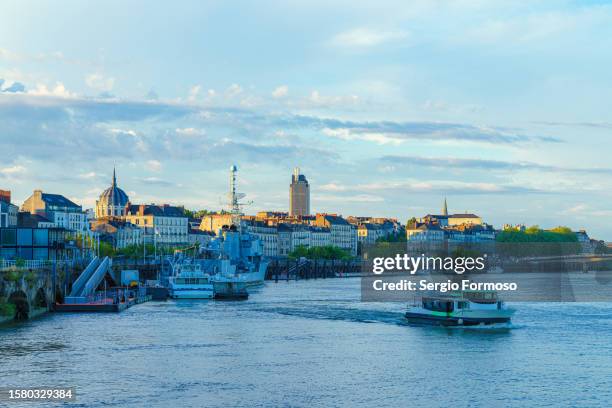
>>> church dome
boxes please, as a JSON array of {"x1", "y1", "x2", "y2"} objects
[{"x1": 95, "y1": 168, "x2": 129, "y2": 218}]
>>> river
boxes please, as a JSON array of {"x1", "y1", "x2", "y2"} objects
[{"x1": 1, "y1": 278, "x2": 611, "y2": 407}]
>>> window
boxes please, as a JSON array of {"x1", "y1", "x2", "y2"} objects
[{"x1": 1, "y1": 228, "x2": 17, "y2": 245}]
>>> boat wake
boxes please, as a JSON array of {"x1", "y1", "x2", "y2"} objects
[
  {"x1": 252, "y1": 302, "x2": 521, "y2": 331},
  {"x1": 252, "y1": 303, "x2": 405, "y2": 326}
]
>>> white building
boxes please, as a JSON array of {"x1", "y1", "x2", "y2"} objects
[
  {"x1": 357, "y1": 223, "x2": 386, "y2": 245},
  {"x1": 406, "y1": 222, "x2": 445, "y2": 242},
  {"x1": 309, "y1": 226, "x2": 331, "y2": 248},
  {"x1": 90, "y1": 218, "x2": 142, "y2": 249},
  {"x1": 247, "y1": 221, "x2": 279, "y2": 258},
  {"x1": 278, "y1": 224, "x2": 310, "y2": 257},
  {"x1": 314, "y1": 214, "x2": 357, "y2": 256},
  {"x1": 21, "y1": 190, "x2": 88, "y2": 232},
  {"x1": 124, "y1": 203, "x2": 189, "y2": 246}
]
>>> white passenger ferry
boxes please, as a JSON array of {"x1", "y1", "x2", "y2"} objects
[
  {"x1": 405, "y1": 291, "x2": 515, "y2": 326},
  {"x1": 168, "y1": 261, "x2": 214, "y2": 299}
]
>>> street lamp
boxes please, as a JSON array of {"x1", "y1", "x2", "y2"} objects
[{"x1": 154, "y1": 228, "x2": 160, "y2": 261}]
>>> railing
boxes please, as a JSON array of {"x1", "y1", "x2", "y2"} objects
[{"x1": 0, "y1": 259, "x2": 83, "y2": 271}]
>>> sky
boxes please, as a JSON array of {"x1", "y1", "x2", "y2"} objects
[{"x1": 1, "y1": 0, "x2": 611, "y2": 239}]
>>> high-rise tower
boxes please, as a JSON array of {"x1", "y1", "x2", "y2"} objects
[
  {"x1": 289, "y1": 167, "x2": 310, "y2": 217},
  {"x1": 442, "y1": 197, "x2": 448, "y2": 216}
]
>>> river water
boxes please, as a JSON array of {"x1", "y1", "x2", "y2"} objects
[{"x1": 1, "y1": 278, "x2": 611, "y2": 407}]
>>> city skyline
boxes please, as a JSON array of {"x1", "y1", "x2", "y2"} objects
[{"x1": 1, "y1": 1, "x2": 612, "y2": 239}]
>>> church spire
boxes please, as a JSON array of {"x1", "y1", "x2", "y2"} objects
[
  {"x1": 112, "y1": 167, "x2": 117, "y2": 187},
  {"x1": 442, "y1": 197, "x2": 448, "y2": 216}
]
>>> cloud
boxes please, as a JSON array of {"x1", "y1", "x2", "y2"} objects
[
  {"x1": 188, "y1": 85, "x2": 201, "y2": 102},
  {"x1": 314, "y1": 193, "x2": 385, "y2": 203},
  {"x1": 330, "y1": 28, "x2": 409, "y2": 48},
  {"x1": 0, "y1": 164, "x2": 26, "y2": 176},
  {"x1": 78, "y1": 171, "x2": 98, "y2": 179},
  {"x1": 328, "y1": 179, "x2": 551, "y2": 196},
  {"x1": 304, "y1": 90, "x2": 360, "y2": 108},
  {"x1": 272, "y1": 85, "x2": 289, "y2": 98},
  {"x1": 323, "y1": 128, "x2": 403, "y2": 145},
  {"x1": 0, "y1": 48, "x2": 66, "y2": 63},
  {"x1": 27, "y1": 82, "x2": 75, "y2": 97},
  {"x1": 297, "y1": 117, "x2": 560, "y2": 145},
  {"x1": 134, "y1": 177, "x2": 177, "y2": 187},
  {"x1": 226, "y1": 84, "x2": 243, "y2": 98},
  {"x1": 146, "y1": 160, "x2": 162, "y2": 172},
  {"x1": 0, "y1": 91, "x2": 559, "y2": 173},
  {"x1": 175, "y1": 127, "x2": 204, "y2": 136},
  {"x1": 534, "y1": 121, "x2": 612, "y2": 129},
  {"x1": 2, "y1": 81, "x2": 26, "y2": 93},
  {"x1": 145, "y1": 89, "x2": 159, "y2": 100},
  {"x1": 379, "y1": 155, "x2": 612, "y2": 175},
  {"x1": 85, "y1": 73, "x2": 115, "y2": 92},
  {"x1": 462, "y1": 8, "x2": 608, "y2": 46}
]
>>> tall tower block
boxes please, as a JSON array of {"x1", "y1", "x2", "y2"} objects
[{"x1": 289, "y1": 167, "x2": 310, "y2": 217}]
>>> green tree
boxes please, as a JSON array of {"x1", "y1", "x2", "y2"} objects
[{"x1": 288, "y1": 245, "x2": 352, "y2": 260}]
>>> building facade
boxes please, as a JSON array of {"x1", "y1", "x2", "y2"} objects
[
  {"x1": 246, "y1": 221, "x2": 279, "y2": 257},
  {"x1": 289, "y1": 167, "x2": 310, "y2": 217},
  {"x1": 0, "y1": 227, "x2": 68, "y2": 260},
  {"x1": 406, "y1": 221, "x2": 445, "y2": 242},
  {"x1": 199, "y1": 213, "x2": 236, "y2": 234},
  {"x1": 314, "y1": 214, "x2": 357, "y2": 256},
  {"x1": 124, "y1": 203, "x2": 189, "y2": 246},
  {"x1": 90, "y1": 218, "x2": 142, "y2": 249},
  {"x1": 278, "y1": 223, "x2": 310, "y2": 257},
  {"x1": 21, "y1": 190, "x2": 88, "y2": 232},
  {"x1": 309, "y1": 226, "x2": 331, "y2": 248},
  {"x1": 0, "y1": 190, "x2": 18, "y2": 228}
]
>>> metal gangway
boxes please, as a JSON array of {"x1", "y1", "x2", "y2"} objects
[{"x1": 65, "y1": 256, "x2": 113, "y2": 304}]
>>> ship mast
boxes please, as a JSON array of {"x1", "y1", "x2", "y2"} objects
[{"x1": 227, "y1": 165, "x2": 251, "y2": 232}]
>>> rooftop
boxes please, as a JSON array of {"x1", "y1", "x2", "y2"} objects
[
  {"x1": 126, "y1": 203, "x2": 186, "y2": 217},
  {"x1": 41, "y1": 193, "x2": 81, "y2": 209}
]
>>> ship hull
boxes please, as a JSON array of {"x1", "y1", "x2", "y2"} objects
[
  {"x1": 239, "y1": 263, "x2": 268, "y2": 286},
  {"x1": 404, "y1": 305, "x2": 514, "y2": 326},
  {"x1": 404, "y1": 312, "x2": 511, "y2": 326},
  {"x1": 169, "y1": 287, "x2": 214, "y2": 299}
]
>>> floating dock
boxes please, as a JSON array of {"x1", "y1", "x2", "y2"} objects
[{"x1": 55, "y1": 288, "x2": 151, "y2": 313}]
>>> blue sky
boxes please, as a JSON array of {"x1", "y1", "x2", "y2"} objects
[{"x1": 1, "y1": 0, "x2": 611, "y2": 239}]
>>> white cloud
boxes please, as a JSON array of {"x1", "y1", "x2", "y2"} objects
[
  {"x1": 28, "y1": 82, "x2": 75, "y2": 98},
  {"x1": 176, "y1": 127, "x2": 204, "y2": 136},
  {"x1": 226, "y1": 83, "x2": 243, "y2": 98},
  {"x1": 85, "y1": 73, "x2": 115, "y2": 92},
  {"x1": 78, "y1": 172, "x2": 98, "y2": 179},
  {"x1": 146, "y1": 160, "x2": 162, "y2": 172},
  {"x1": 295, "y1": 90, "x2": 360, "y2": 108},
  {"x1": 315, "y1": 193, "x2": 384, "y2": 203},
  {"x1": 188, "y1": 85, "x2": 201, "y2": 102},
  {"x1": 320, "y1": 183, "x2": 346, "y2": 192},
  {"x1": 322, "y1": 128, "x2": 403, "y2": 145},
  {"x1": 0, "y1": 164, "x2": 26, "y2": 175},
  {"x1": 109, "y1": 128, "x2": 137, "y2": 137},
  {"x1": 330, "y1": 28, "x2": 409, "y2": 48},
  {"x1": 272, "y1": 85, "x2": 289, "y2": 98}
]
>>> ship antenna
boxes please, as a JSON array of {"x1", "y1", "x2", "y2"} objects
[{"x1": 227, "y1": 164, "x2": 252, "y2": 233}]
